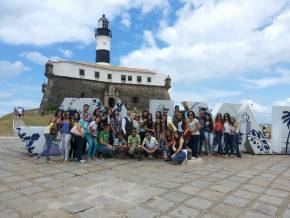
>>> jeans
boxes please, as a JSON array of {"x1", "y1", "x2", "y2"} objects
[
  {"x1": 224, "y1": 133, "x2": 234, "y2": 155},
  {"x1": 74, "y1": 134, "x2": 83, "y2": 161},
  {"x1": 199, "y1": 129, "x2": 205, "y2": 155},
  {"x1": 87, "y1": 135, "x2": 96, "y2": 159},
  {"x1": 204, "y1": 131, "x2": 213, "y2": 154},
  {"x1": 61, "y1": 133, "x2": 71, "y2": 161},
  {"x1": 233, "y1": 133, "x2": 241, "y2": 157},
  {"x1": 37, "y1": 133, "x2": 53, "y2": 160},
  {"x1": 188, "y1": 134, "x2": 200, "y2": 158},
  {"x1": 143, "y1": 147, "x2": 162, "y2": 157},
  {"x1": 171, "y1": 151, "x2": 186, "y2": 164},
  {"x1": 215, "y1": 131, "x2": 223, "y2": 154},
  {"x1": 69, "y1": 135, "x2": 77, "y2": 159},
  {"x1": 163, "y1": 146, "x2": 173, "y2": 160},
  {"x1": 98, "y1": 144, "x2": 113, "y2": 157}
]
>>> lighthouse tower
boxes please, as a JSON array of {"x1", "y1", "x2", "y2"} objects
[{"x1": 95, "y1": 14, "x2": 112, "y2": 64}]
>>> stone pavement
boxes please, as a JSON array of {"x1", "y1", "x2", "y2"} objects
[{"x1": 0, "y1": 138, "x2": 290, "y2": 218}]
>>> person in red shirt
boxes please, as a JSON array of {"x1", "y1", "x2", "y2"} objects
[{"x1": 214, "y1": 113, "x2": 224, "y2": 155}]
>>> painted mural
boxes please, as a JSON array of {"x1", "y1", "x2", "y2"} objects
[
  {"x1": 272, "y1": 106, "x2": 290, "y2": 154},
  {"x1": 149, "y1": 100, "x2": 174, "y2": 120},
  {"x1": 16, "y1": 127, "x2": 61, "y2": 155}
]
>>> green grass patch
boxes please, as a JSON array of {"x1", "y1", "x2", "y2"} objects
[{"x1": 0, "y1": 113, "x2": 13, "y2": 136}]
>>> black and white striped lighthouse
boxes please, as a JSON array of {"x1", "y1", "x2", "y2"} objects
[{"x1": 95, "y1": 14, "x2": 112, "y2": 64}]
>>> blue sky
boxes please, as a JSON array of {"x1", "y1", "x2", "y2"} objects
[{"x1": 1, "y1": 0, "x2": 290, "y2": 123}]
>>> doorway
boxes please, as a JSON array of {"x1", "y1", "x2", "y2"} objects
[{"x1": 108, "y1": 97, "x2": 115, "y2": 108}]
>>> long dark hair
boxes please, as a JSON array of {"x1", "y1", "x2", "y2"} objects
[
  {"x1": 215, "y1": 113, "x2": 222, "y2": 123},
  {"x1": 187, "y1": 111, "x2": 196, "y2": 119},
  {"x1": 147, "y1": 113, "x2": 153, "y2": 129},
  {"x1": 223, "y1": 113, "x2": 231, "y2": 124},
  {"x1": 178, "y1": 111, "x2": 186, "y2": 131}
]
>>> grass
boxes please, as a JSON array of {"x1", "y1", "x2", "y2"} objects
[
  {"x1": 22, "y1": 109, "x2": 54, "y2": 126},
  {"x1": 0, "y1": 113, "x2": 13, "y2": 136}
]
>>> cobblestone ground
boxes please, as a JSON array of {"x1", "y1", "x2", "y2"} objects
[{"x1": 0, "y1": 138, "x2": 290, "y2": 218}]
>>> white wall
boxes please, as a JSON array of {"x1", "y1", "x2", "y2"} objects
[{"x1": 52, "y1": 62, "x2": 167, "y2": 86}]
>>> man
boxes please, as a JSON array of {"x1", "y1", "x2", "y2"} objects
[
  {"x1": 122, "y1": 111, "x2": 134, "y2": 141},
  {"x1": 128, "y1": 128, "x2": 142, "y2": 161},
  {"x1": 113, "y1": 132, "x2": 128, "y2": 156},
  {"x1": 98, "y1": 124, "x2": 114, "y2": 158},
  {"x1": 141, "y1": 130, "x2": 162, "y2": 158}
]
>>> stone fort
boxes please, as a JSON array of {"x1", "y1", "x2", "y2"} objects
[{"x1": 40, "y1": 15, "x2": 171, "y2": 111}]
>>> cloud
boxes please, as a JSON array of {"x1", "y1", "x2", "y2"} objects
[
  {"x1": 241, "y1": 99, "x2": 271, "y2": 114},
  {"x1": 120, "y1": 0, "x2": 290, "y2": 83},
  {"x1": 0, "y1": 0, "x2": 169, "y2": 46},
  {"x1": 20, "y1": 51, "x2": 60, "y2": 65},
  {"x1": 58, "y1": 47, "x2": 73, "y2": 58},
  {"x1": 120, "y1": 12, "x2": 131, "y2": 28},
  {"x1": 241, "y1": 68, "x2": 290, "y2": 89},
  {"x1": 273, "y1": 98, "x2": 290, "y2": 106},
  {"x1": 0, "y1": 60, "x2": 30, "y2": 82}
]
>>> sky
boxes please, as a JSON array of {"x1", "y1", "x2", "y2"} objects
[{"x1": 0, "y1": 0, "x2": 290, "y2": 123}]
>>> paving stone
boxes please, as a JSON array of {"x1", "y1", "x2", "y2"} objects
[
  {"x1": 163, "y1": 191, "x2": 192, "y2": 203},
  {"x1": 178, "y1": 185, "x2": 201, "y2": 195},
  {"x1": 224, "y1": 195, "x2": 249, "y2": 207},
  {"x1": 170, "y1": 205, "x2": 201, "y2": 218},
  {"x1": 126, "y1": 207, "x2": 159, "y2": 218},
  {"x1": 242, "y1": 184, "x2": 266, "y2": 193},
  {"x1": 0, "y1": 191, "x2": 22, "y2": 201},
  {"x1": 210, "y1": 204, "x2": 244, "y2": 217},
  {"x1": 258, "y1": 194, "x2": 284, "y2": 206},
  {"x1": 147, "y1": 198, "x2": 175, "y2": 212},
  {"x1": 210, "y1": 184, "x2": 235, "y2": 193},
  {"x1": 20, "y1": 186, "x2": 44, "y2": 195},
  {"x1": 283, "y1": 209, "x2": 290, "y2": 218},
  {"x1": 197, "y1": 190, "x2": 224, "y2": 201},
  {"x1": 265, "y1": 188, "x2": 289, "y2": 198},
  {"x1": 185, "y1": 197, "x2": 213, "y2": 210},
  {"x1": 251, "y1": 201, "x2": 278, "y2": 216},
  {"x1": 0, "y1": 209, "x2": 20, "y2": 218},
  {"x1": 233, "y1": 189, "x2": 258, "y2": 200},
  {"x1": 33, "y1": 210, "x2": 73, "y2": 218},
  {"x1": 62, "y1": 202, "x2": 95, "y2": 214},
  {"x1": 1, "y1": 175, "x2": 23, "y2": 183},
  {"x1": 241, "y1": 211, "x2": 274, "y2": 218}
]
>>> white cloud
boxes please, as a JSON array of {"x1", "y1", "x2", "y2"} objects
[
  {"x1": 120, "y1": 12, "x2": 131, "y2": 28},
  {"x1": 0, "y1": 60, "x2": 30, "y2": 82},
  {"x1": 58, "y1": 47, "x2": 73, "y2": 58},
  {"x1": 0, "y1": 0, "x2": 169, "y2": 46},
  {"x1": 241, "y1": 99, "x2": 271, "y2": 114},
  {"x1": 274, "y1": 98, "x2": 290, "y2": 106},
  {"x1": 241, "y1": 68, "x2": 290, "y2": 89},
  {"x1": 20, "y1": 51, "x2": 60, "y2": 65},
  {"x1": 120, "y1": 0, "x2": 290, "y2": 83}
]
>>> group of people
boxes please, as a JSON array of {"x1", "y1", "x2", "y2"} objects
[{"x1": 35, "y1": 104, "x2": 242, "y2": 165}]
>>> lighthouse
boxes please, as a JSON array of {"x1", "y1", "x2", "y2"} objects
[{"x1": 95, "y1": 14, "x2": 112, "y2": 64}]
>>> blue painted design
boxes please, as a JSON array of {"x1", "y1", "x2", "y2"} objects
[
  {"x1": 248, "y1": 129, "x2": 271, "y2": 153},
  {"x1": 16, "y1": 127, "x2": 40, "y2": 153}
]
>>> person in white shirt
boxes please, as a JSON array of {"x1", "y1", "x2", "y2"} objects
[
  {"x1": 141, "y1": 130, "x2": 162, "y2": 157},
  {"x1": 185, "y1": 111, "x2": 201, "y2": 159},
  {"x1": 122, "y1": 111, "x2": 134, "y2": 141},
  {"x1": 89, "y1": 115, "x2": 101, "y2": 160},
  {"x1": 223, "y1": 113, "x2": 232, "y2": 156}
]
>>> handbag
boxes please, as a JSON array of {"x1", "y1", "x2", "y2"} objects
[{"x1": 71, "y1": 126, "x2": 84, "y2": 136}]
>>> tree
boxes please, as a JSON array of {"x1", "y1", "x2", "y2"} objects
[{"x1": 282, "y1": 111, "x2": 290, "y2": 154}]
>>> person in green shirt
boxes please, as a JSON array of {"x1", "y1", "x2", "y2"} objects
[
  {"x1": 128, "y1": 128, "x2": 142, "y2": 161},
  {"x1": 98, "y1": 124, "x2": 113, "y2": 158}
]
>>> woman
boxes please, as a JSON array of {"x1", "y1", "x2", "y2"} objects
[
  {"x1": 163, "y1": 129, "x2": 174, "y2": 160},
  {"x1": 171, "y1": 131, "x2": 187, "y2": 164},
  {"x1": 70, "y1": 115, "x2": 86, "y2": 163},
  {"x1": 214, "y1": 113, "x2": 223, "y2": 155},
  {"x1": 154, "y1": 117, "x2": 166, "y2": 153},
  {"x1": 80, "y1": 112, "x2": 92, "y2": 158},
  {"x1": 60, "y1": 111, "x2": 73, "y2": 163},
  {"x1": 54, "y1": 110, "x2": 63, "y2": 144},
  {"x1": 204, "y1": 113, "x2": 214, "y2": 155},
  {"x1": 139, "y1": 110, "x2": 149, "y2": 142},
  {"x1": 133, "y1": 113, "x2": 141, "y2": 134},
  {"x1": 93, "y1": 108, "x2": 101, "y2": 119},
  {"x1": 155, "y1": 111, "x2": 162, "y2": 121},
  {"x1": 69, "y1": 112, "x2": 80, "y2": 160},
  {"x1": 186, "y1": 111, "x2": 200, "y2": 159},
  {"x1": 35, "y1": 115, "x2": 61, "y2": 164},
  {"x1": 177, "y1": 111, "x2": 186, "y2": 134},
  {"x1": 111, "y1": 109, "x2": 122, "y2": 142},
  {"x1": 223, "y1": 113, "x2": 232, "y2": 156},
  {"x1": 107, "y1": 108, "x2": 113, "y2": 125},
  {"x1": 147, "y1": 113, "x2": 154, "y2": 132},
  {"x1": 89, "y1": 115, "x2": 102, "y2": 160},
  {"x1": 232, "y1": 117, "x2": 242, "y2": 158}
]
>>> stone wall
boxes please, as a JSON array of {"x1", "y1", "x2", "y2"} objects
[{"x1": 40, "y1": 75, "x2": 170, "y2": 111}]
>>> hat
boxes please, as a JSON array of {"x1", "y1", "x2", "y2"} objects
[{"x1": 145, "y1": 129, "x2": 154, "y2": 136}]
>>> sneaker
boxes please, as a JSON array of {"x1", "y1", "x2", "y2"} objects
[
  {"x1": 47, "y1": 160, "x2": 52, "y2": 164},
  {"x1": 34, "y1": 158, "x2": 39, "y2": 164},
  {"x1": 138, "y1": 157, "x2": 142, "y2": 161},
  {"x1": 79, "y1": 160, "x2": 86, "y2": 163}
]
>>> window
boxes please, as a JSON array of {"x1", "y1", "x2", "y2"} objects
[
  {"x1": 128, "y1": 75, "x2": 132, "y2": 81},
  {"x1": 147, "y1": 77, "x2": 151, "y2": 83},
  {"x1": 133, "y1": 97, "x2": 138, "y2": 103},
  {"x1": 137, "y1": 76, "x2": 142, "y2": 82},
  {"x1": 81, "y1": 92, "x2": 85, "y2": 98},
  {"x1": 95, "y1": 71, "x2": 100, "y2": 78},
  {"x1": 79, "y1": 69, "x2": 85, "y2": 76},
  {"x1": 108, "y1": 74, "x2": 112, "y2": 79},
  {"x1": 121, "y1": 75, "x2": 126, "y2": 82}
]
